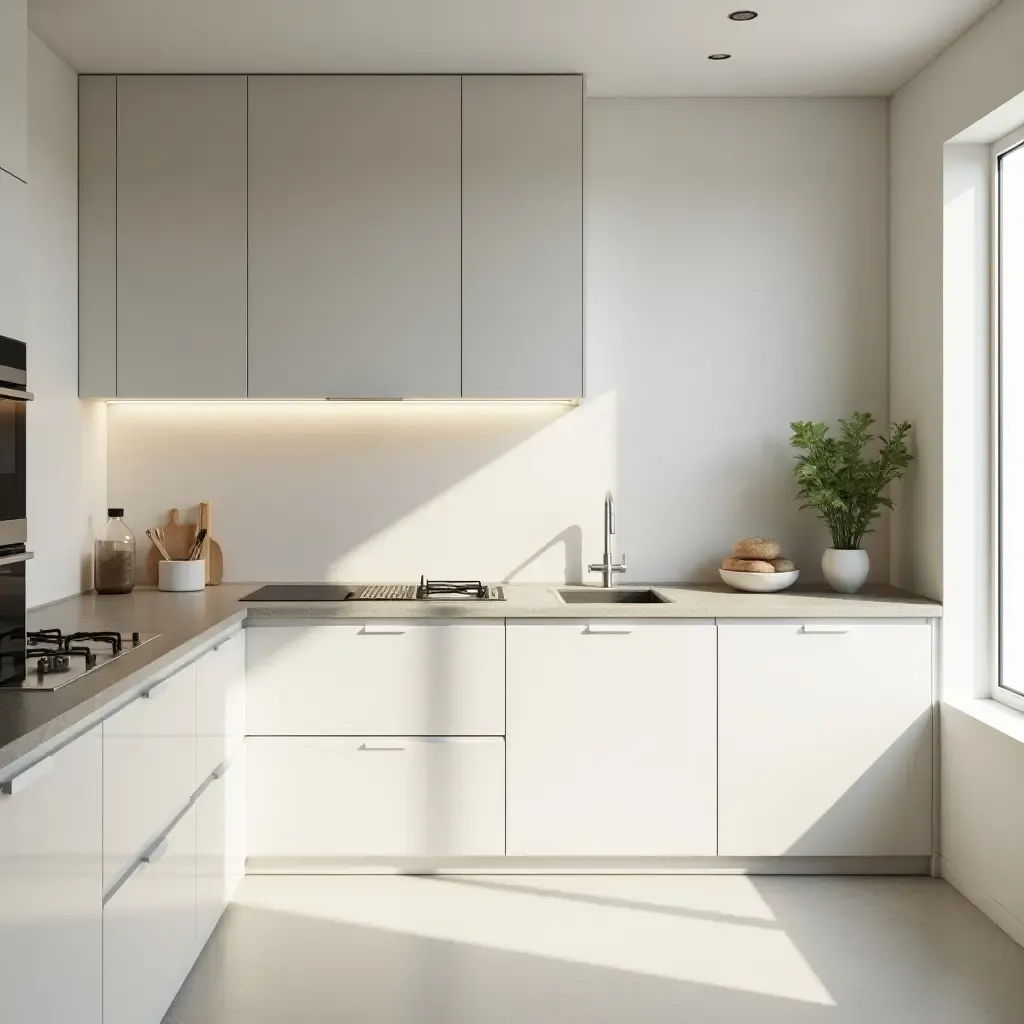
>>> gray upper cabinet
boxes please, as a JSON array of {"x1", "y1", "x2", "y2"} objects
[
  {"x1": 461, "y1": 75, "x2": 584, "y2": 399},
  {"x1": 0, "y1": 169, "x2": 28, "y2": 343},
  {"x1": 79, "y1": 74, "x2": 583, "y2": 400},
  {"x1": 0, "y1": 0, "x2": 27, "y2": 182},
  {"x1": 247, "y1": 76, "x2": 461, "y2": 398},
  {"x1": 115, "y1": 76, "x2": 248, "y2": 398},
  {"x1": 79, "y1": 76, "x2": 117, "y2": 397}
]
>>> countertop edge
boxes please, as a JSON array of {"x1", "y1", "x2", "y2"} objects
[
  {"x1": 1, "y1": 582, "x2": 940, "y2": 774},
  {"x1": 0, "y1": 610, "x2": 247, "y2": 779}
]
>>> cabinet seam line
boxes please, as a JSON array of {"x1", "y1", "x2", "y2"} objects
[
  {"x1": 245, "y1": 75, "x2": 249, "y2": 397},
  {"x1": 460, "y1": 75, "x2": 464, "y2": 398}
]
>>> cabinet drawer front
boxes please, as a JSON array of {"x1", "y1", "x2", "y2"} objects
[
  {"x1": 246, "y1": 623, "x2": 504, "y2": 735},
  {"x1": 0, "y1": 726, "x2": 102, "y2": 1024},
  {"x1": 195, "y1": 749, "x2": 246, "y2": 948},
  {"x1": 506, "y1": 621, "x2": 717, "y2": 856},
  {"x1": 196, "y1": 631, "x2": 246, "y2": 784},
  {"x1": 103, "y1": 806, "x2": 197, "y2": 1024},
  {"x1": 104, "y1": 663, "x2": 196, "y2": 889},
  {"x1": 247, "y1": 737, "x2": 504, "y2": 860},
  {"x1": 718, "y1": 622, "x2": 933, "y2": 857}
]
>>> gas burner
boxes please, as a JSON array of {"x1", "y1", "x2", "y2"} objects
[
  {"x1": 4, "y1": 629, "x2": 160, "y2": 691},
  {"x1": 27, "y1": 629, "x2": 142, "y2": 656},
  {"x1": 415, "y1": 577, "x2": 505, "y2": 600}
]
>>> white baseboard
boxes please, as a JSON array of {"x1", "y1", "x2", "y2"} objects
[
  {"x1": 245, "y1": 855, "x2": 932, "y2": 876},
  {"x1": 940, "y1": 856, "x2": 1024, "y2": 949}
]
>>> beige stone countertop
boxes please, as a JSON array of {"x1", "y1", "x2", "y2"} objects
[
  {"x1": 242, "y1": 582, "x2": 941, "y2": 622},
  {"x1": 0, "y1": 586, "x2": 248, "y2": 776},
  {"x1": 1, "y1": 581, "x2": 939, "y2": 775}
]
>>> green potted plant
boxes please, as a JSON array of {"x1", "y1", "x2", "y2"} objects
[{"x1": 790, "y1": 413, "x2": 913, "y2": 593}]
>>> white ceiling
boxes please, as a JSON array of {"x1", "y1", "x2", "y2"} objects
[{"x1": 30, "y1": 0, "x2": 1001, "y2": 96}]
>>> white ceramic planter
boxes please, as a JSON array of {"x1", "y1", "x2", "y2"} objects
[{"x1": 821, "y1": 548, "x2": 869, "y2": 594}]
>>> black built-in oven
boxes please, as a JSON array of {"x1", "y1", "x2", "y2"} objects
[{"x1": 0, "y1": 336, "x2": 32, "y2": 687}]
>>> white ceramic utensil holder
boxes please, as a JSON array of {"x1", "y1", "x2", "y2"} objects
[{"x1": 158, "y1": 560, "x2": 206, "y2": 592}]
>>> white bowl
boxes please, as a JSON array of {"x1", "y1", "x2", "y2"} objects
[{"x1": 720, "y1": 568, "x2": 800, "y2": 593}]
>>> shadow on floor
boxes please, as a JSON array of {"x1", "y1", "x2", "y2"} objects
[
  {"x1": 164, "y1": 876, "x2": 1024, "y2": 1024},
  {"x1": 752, "y1": 876, "x2": 1024, "y2": 1024},
  {"x1": 166, "y1": 905, "x2": 834, "y2": 1024}
]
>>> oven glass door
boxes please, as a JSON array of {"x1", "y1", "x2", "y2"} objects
[
  {"x1": 0, "y1": 553, "x2": 26, "y2": 686},
  {"x1": 0, "y1": 395, "x2": 26, "y2": 548}
]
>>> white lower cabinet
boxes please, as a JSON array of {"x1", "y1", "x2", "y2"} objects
[
  {"x1": 506, "y1": 620, "x2": 718, "y2": 856},
  {"x1": 196, "y1": 748, "x2": 246, "y2": 948},
  {"x1": 103, "y1": 806, "x2": 197, "y2": 1024},
  {"x1": 103, "y1": 662, "x2": 196, "y2": 890},
  {"x1": 717, "y1": 621, "x2": 933, "y2": 857},
  {"x1": 247, "y1": 737, "x2": 505, "y2": 862},
  {"x1": 246, "y1": 621, "x2": 504, "y2": 736},
  {"x1": 0, "y1": 725, "x2": 103, "y2": 1024},
  {"x1": 196, "y1": 629, "x2": 246, "y2": 785}
]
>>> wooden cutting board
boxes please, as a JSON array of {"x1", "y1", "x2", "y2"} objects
[
  {"x1": 197, "y1": 502, "x2": 224, "y2": 586},
  {"x1": 146, "y1": 508, "x2": 196, "y2": 584}
]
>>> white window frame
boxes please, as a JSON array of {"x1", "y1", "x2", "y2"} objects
[{"x1": 992, "y1": 122, "x2": 1024, "y2": 712}]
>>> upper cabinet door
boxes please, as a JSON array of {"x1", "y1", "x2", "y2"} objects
[
  {"x1": 0, "y1": 0, "x2": 27, "y2": 182},
  {"x1": 461, "y1": 75, "x2": 584, "y2": 399},
  {"x1": 116, "y1": 76, "x2": 248, "y2": 397},
  {"x1": 247, "y1": 76, "x2": 461, "y2": 398},
  {"x1": 79, "y1": 76, "x2": 117, "y2": 396},
  {"x1": 0, "y1": 169, "x2": 28, "y2": 342}
]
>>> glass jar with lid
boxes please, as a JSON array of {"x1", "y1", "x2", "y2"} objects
[{"x1": 94, "y1": 508, "x2": 136, "y2": 595}]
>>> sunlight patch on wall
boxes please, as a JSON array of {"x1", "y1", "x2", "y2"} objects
[
  {"x1": 328, "y1": 391, "x2": 617, "y2": 583},
  {"x1": 106, "y1": 396, "x2": 612, "y2": 584}
]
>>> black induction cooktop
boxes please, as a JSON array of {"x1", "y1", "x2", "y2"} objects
[{"x1": 242, "y1": 584, "x2": 359, "y2": 602}]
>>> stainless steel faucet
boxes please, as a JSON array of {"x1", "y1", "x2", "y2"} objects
[{"x1": 589, "y1": 491, "x2": 626, "y2": 588}]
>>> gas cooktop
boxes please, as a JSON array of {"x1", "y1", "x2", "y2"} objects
[
  {"x1": 243, "y1": 578, "x2": 505, "y2": 602},
  {"x1": 0, "y1": 628, "x2": 161, "y2": 692}
]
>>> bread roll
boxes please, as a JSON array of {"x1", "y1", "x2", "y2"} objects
[
  {"x1": 734, "y1": 537, "x2": 782, "y2": 560},
  {"x1": 730, "y1": 559, "x2": 775, "y2": 574},
  {"x1": 770, "y1": 558, "x2": 796, "y2": 573}
]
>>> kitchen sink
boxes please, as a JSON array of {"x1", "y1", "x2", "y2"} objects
[{"x1": 556, "y1": 588, "x2": 670, "y2": 605}]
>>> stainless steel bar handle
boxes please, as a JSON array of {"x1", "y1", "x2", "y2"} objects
[
  {"x1": 0, "y1": 386, "x2": 33, "y2": 401},
  {"x1": 0, "y1": 551, "x2": 33, "y2": 567}
]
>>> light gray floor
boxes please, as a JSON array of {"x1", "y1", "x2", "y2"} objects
[{"x1": 166, "y1": 875, "x2": 1024, "y2": 1024}]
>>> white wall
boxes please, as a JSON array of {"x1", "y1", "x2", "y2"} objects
[
  {"x1": 586, "y1": 98, "x2": 889, "y2": 582},
  {"x1": 891, "y1": 0, "x2": 1024, "y2": 600},
  {"x1": 25, "y1": 33, "x2": 107, "y2": 607},
  {"x1": 942, "y1": 144, "x2": 992, "y2": 703},
  {"x1": 108, "y1": 400, "x2": 613, "y2": 583},
  {"x1": 941, "y1": 704, "x2": 1024, "y2": 948},
  {"x1": 890, "y1": 0, "x2": 1024, "y2": 950},
  {"x1": 107, "y1": 97, "x2": 890, "y2": 585}
]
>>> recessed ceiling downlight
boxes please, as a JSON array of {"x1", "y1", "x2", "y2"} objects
[
  {"x1": 728, "y1": 10, "x2": 759, "y2": 21},
  {"x1": 708, "y1": 53, "x2": 732, "y2": 60}
]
